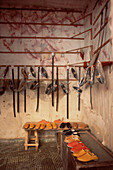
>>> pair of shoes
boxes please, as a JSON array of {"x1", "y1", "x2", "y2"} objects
[
  {"x1": 52, "y1": 122, "x2": 57, "y2": 129},
  {"x1": 24, "y1": 123, "x2": 29, "y2": 129},
  {"x1": 46, "y1": 122, "x2": 57, "y2": 129},
  {"x1": 64, "y1": 134, "x2": 80, "y2": 143},
  {"x1": 77, "y1": 150, "x2": 98, "y2": 162},
  {"x1": 60, "y1": 122, "x2": 72, "y2": 129},
  {"x1": 73, "y1": 149, "x2": 89, "y2": 157},
  {"x1": 67, "y1": 141, "x2": 84, "y2": 148},
  {"x1": 71, "y1": 143, "x2": 89, "y2": 152}
]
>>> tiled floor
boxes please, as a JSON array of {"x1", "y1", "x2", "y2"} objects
[{"x1": 0, "y1": 140, "x2": 63, "y2": 170}]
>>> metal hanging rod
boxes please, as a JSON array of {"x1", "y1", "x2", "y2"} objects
[
  {"x1": 0, "y1": 64, "x2": 83, "y2": 68},
  {"x1": 0, "y1": 78, "x2": 78, "y2": 81},
  {"x1": 0, "y1": 22, "x2": 84, "y2": 27},
  {"x1": 0, "y1": 51, "x2": 81, "y2": 54},
  {"x1": 0, "y1": 7, "x2": 82, "y2": 13},
  {"x1": 0, "y1": 36, "x2": 84, "y2": 40}
]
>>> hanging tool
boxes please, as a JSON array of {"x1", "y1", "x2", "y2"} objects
[
  {"x1": 36, "y1": 67, "x2": 40, "y2": 112},
  {"x1": 23, "y1": 67, "x2": 27, "y2": 112},
  {"x1": 12, "y1": 68, "x2": 16, "y2": 117},
  {"x1": 78, "y1": 67, "x2": 81, "y2": 111},
  {"x1": 52, "y1": 52, "x2": 54, "y2": 107},
  {"x1": 3, "y1": 66, "x2": 9, "y2": 78},
  {"x1": 67, "y1": 66, "x2": 69, "y2": 119},
  {"x1": 30, "y1": 67, "x2": 36, "y2": 78},
  {"x1": 56, "y1": 67, "x2": 59, "y2": 112},
  {"x1": 17, "y1": 66, "x2": 20, "y2": 113}
]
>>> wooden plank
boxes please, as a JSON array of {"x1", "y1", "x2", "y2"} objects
[
  {"x1": 71, "y1": 29, "x2": 91, "y2": 38},
  {"x1": 71, "y1": 13, "x2": 92, "y2": 24},
  {"x1": 0, "y1": 51, "x2": 81, "y2": 54}
]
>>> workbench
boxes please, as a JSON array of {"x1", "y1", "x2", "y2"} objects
[{"x1": 61, "y1": 131, "x2": 113, "y2": 170}]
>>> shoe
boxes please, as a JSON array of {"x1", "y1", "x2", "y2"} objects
[
  {"x1": 66, "y1": 122, "x2": 72, "y2": 128},
  {"x1": 64, "y1": 130, "x2": 73, "y2": 136},
  {"x1": 60, "y1": 122, "x2": 65, "y2": 128},
  {"x1": 71, "y1": 144, "x2": 89, "y2": 152},
  {"x1": 46, "y1": 122, "x2": 52, "y2": 129},
  {"x1": 35, "y1": 123, "x2": 40, "y2": 129},
  {"x1": 52, "y1": 122, "x2": 57, "y2": 129},
  {"x1": 41, "y1": 67, "x2": 48, "y2": 78},
  {"x1": 78, "y1": 122, "x2": 88, "y2": 129},
  {"x1": 73, "y1": 149, "x2": 89, "y2": 157},
  {"x1": 29, "y1": 123, "x2": 35, "y2": 129},
  {"x1": 54, "y1": 119, "x2": 63, "y2": 124},
  {"x1": 64, "y1": 135, "x2": 80, "y2": 143},
  {"x1": 38, "y1": 120, "x2": 47, "y2": 124},
  {"x1": 72, "y1": 123, "x2": 78, "y2": 129},
  {"x1": 40, "y1": 123, "x2": 46, "y2": 129},
  {"x1": 24, "y1": 123, "x2": 29, "y2": 129},
  {"x1": 71, "y1": 68, "x2": 77, "y2": 79},
  {"x1": 77, "y1": 151, "x2": 98, "y2": 162},
  {"x1": 67, "y1": 141, "x2": 83, "y2": 148},
  {"x1": 30, "y1": 67, "x2": 36, "y2": 78}
]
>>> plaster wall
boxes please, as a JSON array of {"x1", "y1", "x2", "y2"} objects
[{"x1": 0, "y1": 7, "x2": 84, "y2": 138}]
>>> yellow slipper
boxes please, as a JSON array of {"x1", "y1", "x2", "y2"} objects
[
  {"x1": 73, "y1": 149, "x2": 89, "y2": 157},
  {"x1": 46, "y1": 122, "x2": 52, "y2": 129},
  {"x1": 40, "y1": 123, "x2": 45, "y2": 129},
  {"x1": 77, "y1": 151, "x2": 98, "y2": 162},
  {"x1": 24, "y1": 123, "x2": 29, "y2": 129},
  {"x1": 52, "y1": 122, "x2": 57, "y2": 129},
  {"x1": 29, "y1": 123, "x2": 35, "y2": 129},
  {"x1": 35, "y1": 123, "x2": 40, "y2": 130}
]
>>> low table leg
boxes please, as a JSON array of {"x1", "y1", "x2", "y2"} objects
[
  {"x1": 24, "y1": 130, "x2": 29, "y2": 150},
  {"x1": 35, "y1": 131, "x2": 39, "y2": 151}
]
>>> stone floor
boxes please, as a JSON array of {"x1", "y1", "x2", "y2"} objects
[{"x1": 0, "y1": 140, "x2": 63, "y2": 170}]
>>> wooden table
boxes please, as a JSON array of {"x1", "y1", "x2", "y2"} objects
[{"x1": 61, "y1": 131, "x2": 113, "y2": 170}]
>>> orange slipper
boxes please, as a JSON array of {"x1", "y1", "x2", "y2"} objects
[
  {"x1": 35, "y1": 123, "x2": 40, "y2": 130},
  {"x1": 52, "y1": 122, "x2": 57, "y2": 129},
  {"x1": 39, "y1": 119, "x2": 47, "y2": 124},
  {"x1": 29, "y1": 123, "x2": 35, "y2": 129},
  {"x1": 73, "y1": 149, "x2": 89, "y2": 157},
  {"x1": 72, "y1": 122, "x2": 78, "y2": 129},
  {"x1": 54, "y1": 119, "x2": 63, "y2": 124},
  {"x1": 78, "y1": 122, "x2": 88, "y2": 129},
  {"x1": 40, "y1": 123, "x2": 45, "y2": 129},
  {"x1": 24, "y1": 123, "x2": 29, "y2": 129},
  {"x1": 46, "y1": 122, "x2": 52, "y2": 129},
  {"x1": 77, "y1": 151, "x2": 98, "y2": 162}
]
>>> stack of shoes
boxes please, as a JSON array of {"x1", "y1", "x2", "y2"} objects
[
  {"x1": 67, "y1": 138, "x2": 99, "y2": 162},
  {"x1": 24, "y1": 123, "x2": 29, "y2": 129}
]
